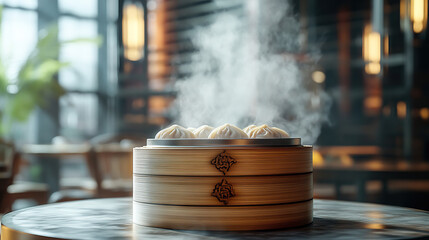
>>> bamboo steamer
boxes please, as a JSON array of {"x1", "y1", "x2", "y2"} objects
[
  {"x1": 133, "y1": 174, "x2": 312, "y2": 205},
  {"x1": 133, "y1": 138, "x2": 313, "y2": 230},
  {"x1": 133, "y1": 200, "x2": 313, "y2": 231}
]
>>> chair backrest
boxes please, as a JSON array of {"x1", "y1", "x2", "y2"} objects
[
  {"x1": 90, "y1": 133, "x2": 146, "y2": 146},
  {"x1": 0, "y1": 140, "x2": 16, "y2": 180},
  {"x1": 91, "y1": 134, "x2": 146, "y2": 181},
  {"x1": 0, "y1": 140, "x2": 17, "y2": 209}
]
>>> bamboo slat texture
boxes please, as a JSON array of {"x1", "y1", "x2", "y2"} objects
[
  {"x1": 133, "y1": 200, "x2": 313, "y2": 231},
  {"x1": 133, "y1": 173, "x2": 313, "y2": 205},
  {"x1": 133, "y1": 146, "x2": 313, "y2": 176},
  {"x1": 133, "y1": 143, "x2": 313, "y2": 230}
]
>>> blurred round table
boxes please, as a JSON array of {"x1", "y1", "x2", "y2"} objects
[{"x1": 2, "y1": 198, "x2": 429, "y2": 239}]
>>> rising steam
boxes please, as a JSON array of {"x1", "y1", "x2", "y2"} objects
[{"x1": 172, "y1": 0, "x2": 331, "y2": 144}]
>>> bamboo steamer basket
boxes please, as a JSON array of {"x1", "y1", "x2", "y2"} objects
[{"x1": 133, "y1": 138, "x2": 313, "y2": 231}]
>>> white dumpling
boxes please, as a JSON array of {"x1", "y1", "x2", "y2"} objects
[
  {"x1": 187, "y1": 127, "x2": 196, "y2": 132},
  {"x1": 271, "y1": 127, "x2": 290, "y2": 137},
  {"x1": 155, "y1": 125, "x2": 196, "y2": 139},
  {"x1": 208, "y1": 124, "x2": 248, "y2": 139},
  {"x1": 193, "y1": 125, "x2": 214, "y2": 138},
  {"x1": 243, "y1": 125, "x2": 257, "y2": 135},
  {"x1": 248, "y1": 124, "x2": 289, "y2": 138}
]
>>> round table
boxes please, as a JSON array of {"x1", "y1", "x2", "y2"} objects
[{"x1": 2, "y1": 198, "x2": 429, "y2": 239}]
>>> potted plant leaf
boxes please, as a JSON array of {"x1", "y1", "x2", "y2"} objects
[{"x1": 0, "y1": 6, "x2": 101, "y2": 141}]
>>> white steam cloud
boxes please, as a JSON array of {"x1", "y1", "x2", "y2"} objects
[{"x1": 172, "y1": 0, "x2": 331, "y2": 144}]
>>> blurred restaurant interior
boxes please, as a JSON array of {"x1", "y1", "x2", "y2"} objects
[{"x1": 1, "y1": 0, "x2": 429, "y2": 217}]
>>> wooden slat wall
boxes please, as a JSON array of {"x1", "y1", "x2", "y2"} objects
[{"x1": 147, "y1": 0, "x2": 245, "y2": 84}]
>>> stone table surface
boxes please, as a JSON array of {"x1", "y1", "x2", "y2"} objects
[{"x1": 1, "y1": 198, "x2": 429, "y2": 239}]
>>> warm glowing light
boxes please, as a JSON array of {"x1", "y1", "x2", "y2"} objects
[
  {"x1": 365, "y1": 223, "x2": 385, "y2": 230},
  {"x1": 312, "y1": 71, "x2": 326, "y2": 84},
  {"x1": 365, "y1": 62, "x2": 381, "y2": 75},
  {"x1": 313, "y1": 150, "x2": 324, "y2": 167},
  {"x1": 397, "y1": 101, "x2": 407, "y2": 118},
  {"x1": 365, "y1": 96, "x2": 382, "y2": 109},
  {"x1": 411, "y1": 0, "x2": 428, "y2": 33},
  {"x1": 149, "y1": 96, "x2": 171, "y2": 114},
  {"x1": 367, "y1": 160, "x2": 384, "y2": 170},
  {"x1": 420, "y1": 107, "x2": 429, "y2": 120},
  {"x1": 401, "y1": 0, "x2": 406, "y2": 22},
  {"x1": 123, "y1": 1, "x2": 145, "y2": 61},
  {"x1": 384, "y1": 35, "x2": 389, "y2": 55},
  {"x1": 368, "y1": 32, "x2": 381, "y2": 62},
  {"x1": 340, "y1": 154, "x2": 353, "y2": 167},
  {"x1": 363, "y1": 24, "x2": 381, "y2": 75}
]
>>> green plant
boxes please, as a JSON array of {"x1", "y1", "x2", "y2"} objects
[{"x1": 0, "y1": 6, "x2": 101, "y2": 139}]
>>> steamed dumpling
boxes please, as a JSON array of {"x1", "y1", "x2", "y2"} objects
[
  {"x1": 187, "y1": 127, "x2": 196, "y2": 132},
  {"x1": 208, "y1": 124, "x2": 248, "y2": 139},
  {"x1": 193, "y1": 125, "x2": 214, "y2": 138},
  {"x1": 155, "y1": 125, "x2": 196, "y2": 139},
  {"x1": 248, "y1": 124, "x2": 289, "y2": 138},
  {"x1": 271, "y1": 127, "x2": 289, "y2": 137},
  {"x1": 243, "y1": 125, "x2": 257, "y2": 135}
]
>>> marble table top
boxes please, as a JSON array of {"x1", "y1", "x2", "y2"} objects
[{"x1": 2, "y1": 198, "x2": 429, "y2": 239}]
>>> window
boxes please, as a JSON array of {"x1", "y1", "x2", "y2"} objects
[{"x1": 1, "y1": 0, "x2": 117, "y2": 142}]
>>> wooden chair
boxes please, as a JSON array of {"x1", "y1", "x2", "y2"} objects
[
  {"x1": 0, "y1": 140, "x2": 14, "y2": 212},
  {"x1": 0, "y1": 140, "x2": 49, "y2": 213},
  {"x1": 45, "y1": 134, "x2": 146, "y2": 202},
  {"x1": 90, "y1": 134, "x2": 146, "y2": 198}
]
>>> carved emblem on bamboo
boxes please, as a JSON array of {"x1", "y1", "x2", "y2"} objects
[
  {"x1": 210, "y1": 150, "x2": 237, "y2": 175},
  {"x1": 211, "y1": 178, "x2": 235, "y2": 205}
]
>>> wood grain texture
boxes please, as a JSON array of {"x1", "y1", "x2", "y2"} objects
[
  {"x1": 133, "y1": 200, "x2": 313, "y2": 231},
  {"x1": 133, "y1": 173, "x2": 313, "y2": 205},
  {"x1": 133, "y1": 146, "x2": 313, "y2": 176}
]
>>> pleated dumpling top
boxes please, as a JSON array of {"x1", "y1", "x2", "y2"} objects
[
  {"x1": 208, "y1": 124, "x2": 248, "y2": 139},
  {"x1": 242, "y1": 125, "x2": 257, "y2": 135},
  {"x1": 155, "y1": 125, "x2": 196, "y2": 139},
  {"x1": 193, "y1": 125, "x2": 214, "y2": 138},
  {"x1": 247, "y1": 124, "x2": 289, "y2": 138}
]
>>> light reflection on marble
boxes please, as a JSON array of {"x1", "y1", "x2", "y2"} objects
[{"x1": 2, "y1": 198, "x2": 429, "y2": 239}]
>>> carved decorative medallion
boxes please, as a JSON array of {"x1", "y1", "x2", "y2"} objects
[
  {"x1": 211, "y1": 178, "x2": 235, "y2": 205},
  {"x1": 210, "y1": 150, "x2": 237, "y2": 175}
]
